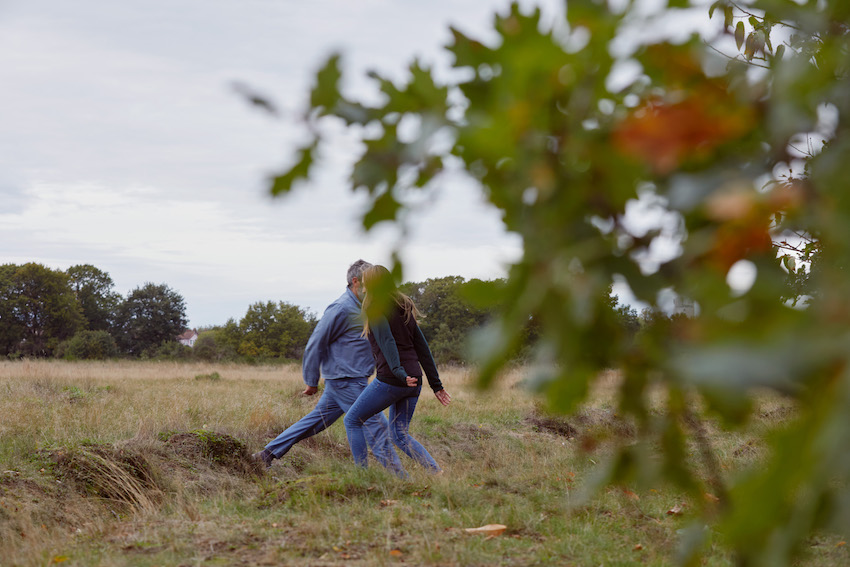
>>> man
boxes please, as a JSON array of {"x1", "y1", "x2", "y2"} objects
[{"x1": 253, "y1": 260, "x2": 405, "y2": 476}]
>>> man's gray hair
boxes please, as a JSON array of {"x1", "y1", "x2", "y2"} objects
[{"x1": 347, "y1": 260, "x2": 373, "y2": 288}]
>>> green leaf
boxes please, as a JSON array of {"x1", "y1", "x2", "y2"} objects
[
  {"x1": 782, "y1": 255, "x2": 796, "y2": 273},
  {"x1": 745, "y1": 33, "x2": 756, "y2": 60},
  {"x1": 269, "y1": 139, "x2": 317, "y2": 196},
  {"x1": 735, "y1": 21, "x2": 746, "y2": 50},
  {"x1": 724, "y1": 4, "x2": 735, "y2": 30},
  {"x1": 310, "y1": 53, "x2": 342, "y2": 113},
  {"x1": 362, "y1": 189, "x2": 401, "y2": 230},
  {"x1": 775, "y1": 43, "x2": 786, "y2": 60},
  {"x1": 447, "y1": 27, "x2": 491, "y2": 69}
]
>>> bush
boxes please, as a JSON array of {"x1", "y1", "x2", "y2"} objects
[
  {"x1": 193, "y1": 330, "x2": 236, "y2": 361},
  {"x1": 142, "y1": 340, "x2": 192, "y2": 361},
  {"x1": 58, "y1": 330, "x2": 119, "y2": 360}
]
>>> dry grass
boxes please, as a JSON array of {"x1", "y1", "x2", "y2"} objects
[{"x1": 0, "y1": 360, "x2": 845, "y2": 566}]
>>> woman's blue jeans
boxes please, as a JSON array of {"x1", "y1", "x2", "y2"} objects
[{"x1": 344, "y1": 380, "x2": 440, "y2": 474}]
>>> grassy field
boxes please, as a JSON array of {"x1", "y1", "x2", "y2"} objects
[{"x1": 0, "y1": 360, "x2": 847, "y2": 566}]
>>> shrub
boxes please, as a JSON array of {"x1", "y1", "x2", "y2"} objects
[
  {"x1": 193, "y1": 330, "x2": 236, "y2": 361},
  {"x1": 59, "y1": 330, "x2": 119, "y2": 360}
]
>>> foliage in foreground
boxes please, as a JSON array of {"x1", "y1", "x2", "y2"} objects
[{"x1": 266, "y1": 0, "x2": 850, "y2": 564}]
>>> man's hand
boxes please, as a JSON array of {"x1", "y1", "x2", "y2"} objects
[
  {"x1": 406, "y1": 376, "x2": 418, "y2": 387},
  {"x1": 302, "y1": 385, "x2": 318, "y2": 396},
  {"x1": 434, "y1": 389, "x2": 451, "y2": 406}
]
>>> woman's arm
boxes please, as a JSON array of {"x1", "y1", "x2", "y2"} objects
[{"x1": 411, "y1": 325, "x2": 443, "y2": 393}]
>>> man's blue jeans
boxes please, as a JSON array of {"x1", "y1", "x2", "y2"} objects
[
  {"x1": 344, "y1": 380, "x2": 441, "y2": 475},
  {"x1": 264, "y1": 377, "x2": 405, "y2": 476}
]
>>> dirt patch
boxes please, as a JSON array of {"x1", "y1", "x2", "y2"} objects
[
  {"x1": 525, "y1": 414, "x2": 578, "y2": 438},
  {"x1": 759, "y1": 405, "x2": 796, "y2": 422},
  {"x1": 733, "y1": 439, "x2": 763, "y2": 458},
  {"x1": 571, "y1": 408, "x2": 636, "y2": 438}
]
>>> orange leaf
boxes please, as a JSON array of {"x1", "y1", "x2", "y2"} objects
[
  {"x1": 613, "y1": 86, "x2": 755, "y2": 174},
  {"x1": 389, "y1": 549, "x2": 403, "y2": 557},
  {"x1": 622, "y1": 489, "x2": 640, "y2": 501},
  {"x1": 633, "y1": 543, "x2": 644, "y2": 551}
]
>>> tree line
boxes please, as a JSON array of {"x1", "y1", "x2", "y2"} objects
[
  {"x1": 1, "y1": 262, "x2": 668, "y2": 363},
  {"x1": 0, "y1": 263, "x2": 188, "y2": 359}
]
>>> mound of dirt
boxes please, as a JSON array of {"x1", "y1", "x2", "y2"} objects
[
  {"x1": 159, "y1": 429, "x2": 263, "y2": 477},
  {"x1": 49, "y1": 444, "x2": 164, "y2": 511}
]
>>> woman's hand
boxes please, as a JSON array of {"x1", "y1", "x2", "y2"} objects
[
  {"x1": 434, "y1": 389, "x2": 451, "y2": 406},
  {"x1": 406, "y1": 376, "x2": 418, "y2": 387}
]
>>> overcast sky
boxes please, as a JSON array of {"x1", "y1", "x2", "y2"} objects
[{"x1": 0, "y1": 0, "x2": 718, "y2": 326}]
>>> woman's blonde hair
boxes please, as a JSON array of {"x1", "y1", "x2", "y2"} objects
[{"x1": 360, "y1": 265, "x2": 421, "y2": 336}]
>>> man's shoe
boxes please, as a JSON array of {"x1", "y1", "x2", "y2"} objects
[{"x1": 252, "y1": 449, "x2": 274, "y2": 468}]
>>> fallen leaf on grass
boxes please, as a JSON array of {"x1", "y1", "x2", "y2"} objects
[
  {"x1": 380, "y1": 499, "x2": 399, "y2": 507},
  {"x1": 633, "y1": 543, "x2": 644, "y2": 551},
  {"x1": 704, "y1": 493, "x2": 720, "y2": 503},
  {"x1": 464, "y1": 524, "x2": 507, "y2": 536},
  {"x1": 667, "y1": 504, "x2": 685, "y2": 516},
  {"x1": 389, "y1": 549, "x2": 403, "y2": 557},
  {"x1": 837, "y1": 541, "x2": 846, "y2": 547},
  {"x1": 622, "y1": 489, "x2": 640, "y2": 501},
  {"x1": 51, "y1": 557, "x2": 69, "y2": 564}
]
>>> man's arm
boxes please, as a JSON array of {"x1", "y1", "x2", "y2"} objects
[{"x1": 301, "y1": 303, "x2": 347, "y2": 389}]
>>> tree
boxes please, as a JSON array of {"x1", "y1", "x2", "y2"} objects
[
  {"x1": 66, "y1": 264, "x2": 121, "y2": 332},
  {"x1": 400, "y1": 276, "x2": 494, "y2": 363},
  {"x1": 0, "y1": 264, "x2": 24, "y2": 356},
  {"x1": 0, "y1": 263, "x2": 85, "y2": 357},
  {"x1": 237, "y1": 301, "x2": 316, "y2": 360},
  {"x1": 114, "y1": 283, "x2": 188, "y2": 357},
  {"x1": 263, "y1": 0, "x2": 850, "y2": 563}
]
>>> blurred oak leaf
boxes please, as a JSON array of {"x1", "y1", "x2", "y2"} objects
[
  {"x1": 705, "y1": 186, "x2": 758, "y2": 222},
  {"x1": 622, "y1": 488, "x2": 640, "y2": 501},
  {"x1": 613, "y1": 88, "x2": 755, "y2": 174}
]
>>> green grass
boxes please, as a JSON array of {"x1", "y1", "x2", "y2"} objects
[{"x1": 0, "y1": 361, "x2": 847, "y2": 566}]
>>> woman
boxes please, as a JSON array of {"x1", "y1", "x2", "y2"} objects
[{"x1": 343, "y1": 265, "x2": 451, "y2": 476}]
